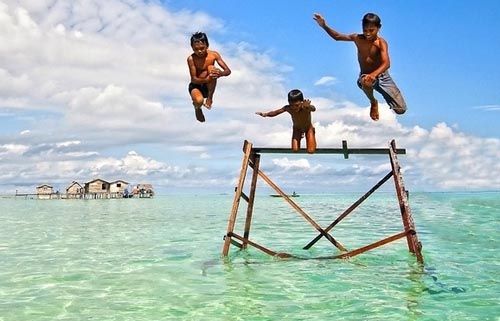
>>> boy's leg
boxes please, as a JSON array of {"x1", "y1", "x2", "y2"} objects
[
  {"x1": 189, "y1": 84, "x2": 205, "y2": 122},
  {"x1": 205, "y1": 79, "x2": 217, "y2": 109},
  {"x1": 305, "y1": 126, "x2": 316, "y2": 154},
  {"x1": 374, "y1": 72, "x2": 407, "y2": 115},
  {"x1": 357, "y1": 75, "x2": 379, "y2": 121},
  {"x1": 291, "y1": 128, "x2": 302, "y2": 152},
  {"x1": 194, "y1": 107, "x2": 205, "y2": 122},
  {"x1": 205, "y1": 65, "x2": 217, "y2": 109}
]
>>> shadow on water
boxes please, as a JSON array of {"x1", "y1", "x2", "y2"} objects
[
  {"x1": 200, "y1": 252, "x2": 284, "y2": 276},
  {"x1": 406, "y1": 263, "x2": 467, "y2": 295},
  {"x1": 403, "y1": 262, "x2": 468, "y2": 318},
  {"x1": 420, "y1": 265, "x2": 467, "y2": 294}
]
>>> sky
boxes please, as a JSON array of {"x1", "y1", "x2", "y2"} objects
[{"x1": 0, "y1": 0, "x2": 499, "y2": 195}]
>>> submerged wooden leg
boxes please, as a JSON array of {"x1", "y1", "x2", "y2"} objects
[
  {"x1": 389, "y1": 140, "x2": 424, "y2": 264},
  {"x1": 243, "y1": 153, "x2": 260, "y2": 249},
  {"x1": 222, "y1": 141, "x2": 253, "y2": 257}
]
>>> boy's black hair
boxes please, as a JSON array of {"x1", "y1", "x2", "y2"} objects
[
  {"x1": 288, "y1": 89, "x2": 304, "y2": 103},
  {"x1": 362, "y1": 13, "x2": 381, "y2": 28},
  {"x1": 190, "y1": 32, "x2": 209, "y2": 47}
]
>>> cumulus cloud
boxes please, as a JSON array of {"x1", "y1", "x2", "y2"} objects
[
  {"x1": 0, "y1": 0, "x2": 499, "y2": 194},
  {"x1": 0, "y1": 143, "x2": 29, "y2": 157}
]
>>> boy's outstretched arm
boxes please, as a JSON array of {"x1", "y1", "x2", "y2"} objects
[
  {"x1": 313, "y1": 13, "x2": 354, "y2": 41},
  {"x1": 255, "y1": 107, "x2": 286, "y2": 117}
]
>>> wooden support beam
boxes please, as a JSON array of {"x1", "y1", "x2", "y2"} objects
[
  {"x1": 242, "y1": 154, "x2": 260, "y2": 249},
  {"x1": 229, "y1": 232, "x2": 294, "y2": 259},
  {"x1": 222, "y1": 140, "x2": 253, "y2": 256},
  {"x1": 240, "y1": 192, "x2": 249, "y2": 203},
  {"x1": 303, "y1": 171, "x2": 394, "y2": 250},
  {"x1": 230, "y1": 238, "x2": 243, "y2": 249},
  {"x1": 315, "y1": 231, "x2": 409, "y2": 260},
  {"x1": 389, "y1": 140, "x2": 424, "y2": 264},
  {"x1": 253, "y1": 164, "x2": 347, "y2": 252}
]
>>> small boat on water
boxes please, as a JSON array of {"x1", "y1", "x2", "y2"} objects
[{"x1": 270, "y1": 191, "x2": 299, "y2": 198}]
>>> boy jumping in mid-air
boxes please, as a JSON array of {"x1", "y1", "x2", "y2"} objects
[
  {"x1": 187, "y1": 32, "x2": 231, "y2": 122},
  {"x1": 256, "y1": 89, "x2": 317, "y2": 154},
  {"x1": 313, "y1": 12, "x2": 406, "y2": 121}
]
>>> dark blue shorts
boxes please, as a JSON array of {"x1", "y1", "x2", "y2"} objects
[
  {"x1": 357, "y1": 71, "x2": 407, "y2": 114},
  {"x1": 188, "y1": 83, "x2": 208, "y2": 98}
]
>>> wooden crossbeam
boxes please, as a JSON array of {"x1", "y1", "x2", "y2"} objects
[
  {"x1": 251, "y1": 140, "x2": 405, "y2": 159},
  {"x1": 229, "y1": 232, "x2": 294, "y2": 259},
  {"x1": 252, "y1": 163, "x2": 347, "y2": 252},
  {"x1": 313, "y1": 231, "x2": 409, "y2": 260},
  {"x1": 303, "y1": 171, "x2": 394, "y2": 250}
]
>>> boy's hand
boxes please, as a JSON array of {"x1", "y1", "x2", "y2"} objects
[
  {"x1": 301, "y1": 99, "x2": 312, "y2": 110},
  {"x1": 313, "y1": 13, "x2": 326, "y2": 27},
  {"x1": 209, "y1": 68, "x2": 222, "y2": 79},
  {"x1": 255, "y1": 112, "x2": 266, "y2": 117},
  {"x1": 362, "y1": 74, "x2": 376, "y2": 88}
]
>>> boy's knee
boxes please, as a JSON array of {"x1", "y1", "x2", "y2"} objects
[
  {"x1": 393, "y1": 104, "x2": 407, "y2": 114},
  {"x1": 192, "y1": 97, "x2": 204, "y2": 108},
  {"x1": 207, "y1": 65, "x2": 217, "y2": 78},
  {"x1": 306, "y1": 142, "x2": 316, "y2": 154}
]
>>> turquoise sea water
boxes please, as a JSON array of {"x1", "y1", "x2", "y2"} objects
[{"x1": 0, "y1": 192, "x2": 498, "y2": 320}]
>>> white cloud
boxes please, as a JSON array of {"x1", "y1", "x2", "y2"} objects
[
  {"x1": 272, "y1": 157, "x2": 312, "y2": 170},
  {"x1": 473, "y1": 104, "x2": 500, "y2": 112},
  {"x1": 314, "y1": 76, "x2": 337, "y2": 86},
  {"x1": 409, "y1": 123, "x2": 500, "y2": 190},
  {"x1": 0, "y1": 143, "x2": 29, "y2": 157},
  {"x1": 55, "y1": 140, "x2": 80, "y2": 148}
]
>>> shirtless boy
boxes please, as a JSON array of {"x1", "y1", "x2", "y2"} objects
[
  {"x1": 187, "y1": 32, "x2": 231, "y2": 122},
  {"x1": 256, "y1": 89, "x2": 317, "y2": 154},
  {"x1": 313, "y1": 12, "x2": 406, "y2": 121}
]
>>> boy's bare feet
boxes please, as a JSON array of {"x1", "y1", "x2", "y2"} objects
[
  {"x1": 370, "y1": 100, "x2": 379, "y2": 121},
  {"x1": 204, "y1": 97, "x2": 213, "y2": 109},
  {"x1": 194, "y1": 106, "x2": 205, "y2": 122}
]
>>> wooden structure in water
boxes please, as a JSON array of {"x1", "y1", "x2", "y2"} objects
[{"x1": 222, "y1": 140, "x2": 424, "y2": 264}]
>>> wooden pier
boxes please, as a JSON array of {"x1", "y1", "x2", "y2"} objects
[{"x1": 222, "y1": 139, "x2": 424, "y2": 264}]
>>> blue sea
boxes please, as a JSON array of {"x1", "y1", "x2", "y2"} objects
[{"x1": 0, "y1": 192, "x2": 498, "y2": 320}]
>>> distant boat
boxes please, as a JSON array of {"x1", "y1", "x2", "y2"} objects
[{"x1": 270, "y1": 191, "x2": 299, "y2": 198}]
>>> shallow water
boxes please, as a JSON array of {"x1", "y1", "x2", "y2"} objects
[{"x1": 0, "y1": 192, "x2": 498, "y2": 320}]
